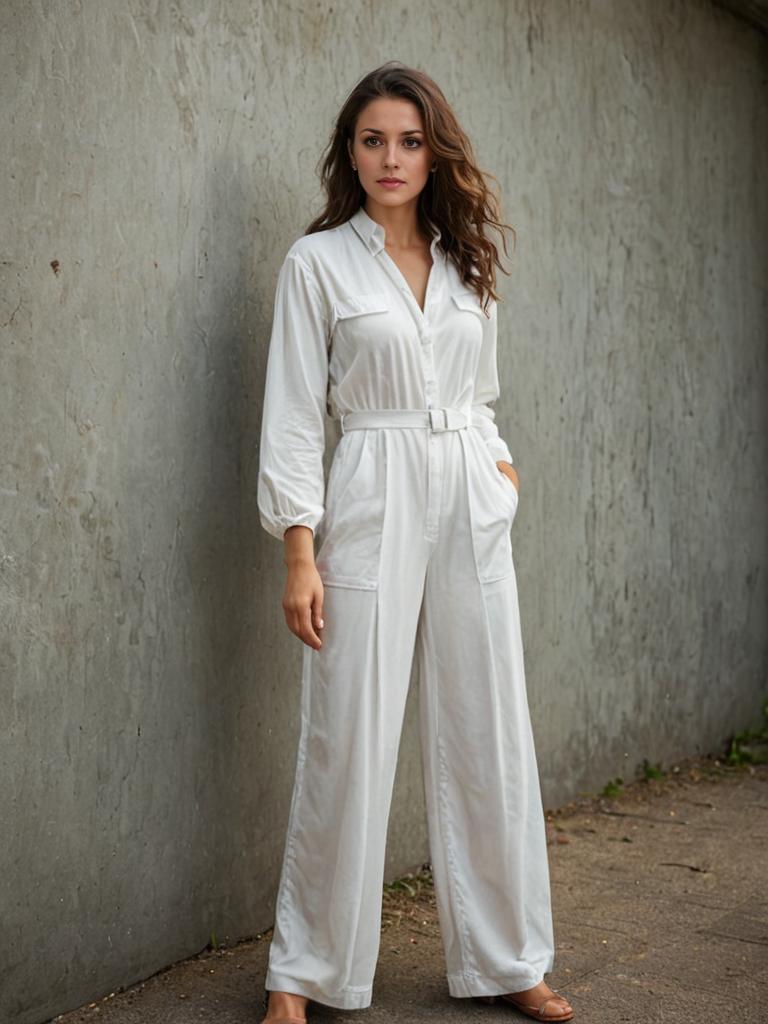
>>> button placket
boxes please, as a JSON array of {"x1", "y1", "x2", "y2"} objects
[
  {"x1": 375, "y1": 246, "x2": 443, "y2": 542},
  {"x1": 420, "y1": 269, "x2": 441, "y2": 541},
  {"x1": 422, "y1": 299, "x2": 442, "y2": 543}
]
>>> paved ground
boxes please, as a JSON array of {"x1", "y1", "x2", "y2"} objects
[{"x1": 50, "y1": 756, "x2": 768, "y2": 1024}]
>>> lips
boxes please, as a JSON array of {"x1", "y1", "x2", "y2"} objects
[{"x1": 378, "y1": 178, "x2": 405, "y2": 184}]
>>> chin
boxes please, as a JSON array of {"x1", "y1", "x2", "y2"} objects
[{"x1": 370, "y1": 187, "x2": 417, "y2": 204}]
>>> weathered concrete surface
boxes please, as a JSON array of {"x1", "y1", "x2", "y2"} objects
[
  {"x1": 714, "y1": 0, "x2": 768, "y2": 35},
  {"x1": 47, "y1": 759, "x2": 768, "y2": 1023},
  {"x1": 1, "y1": 0, "x2": 766, "y2": 1022}
]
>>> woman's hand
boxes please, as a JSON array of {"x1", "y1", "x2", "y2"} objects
[
  {"x1": 496, "y1": 460, "x2": 519, "y2": 495},
  {"x1": 282, "y1": 526, "x2": 324, "y2": 649}
]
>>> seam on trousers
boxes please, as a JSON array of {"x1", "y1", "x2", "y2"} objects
[
  {"x1": 340, "y1": 440, "x2": 386, "y2": 984},
  {"x1": 477, "y1": 574, "x2": 508, "y2": 829},
  {"x1": 475, "y1": 573, "x2": 512, "y2": 976},
  {"x1": 458, "y1": 431, "x2": 485, "y2": 584},
  {"x1": 271, "y1": 645, "x2": 312, "y2": 954},
  {"x1": 475, "y1": 568, "x2": 548, "y2": 987},
  {"x1": 376, "y1": 429, "x2": 389, "y2": 588},
  {"x1": 435, "y1": 710, "x2": 482, "y2": 979}
]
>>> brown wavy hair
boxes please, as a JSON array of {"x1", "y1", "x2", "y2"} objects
[{"x1": 304, "y1": 61, "x2": 516, "y2": 315}]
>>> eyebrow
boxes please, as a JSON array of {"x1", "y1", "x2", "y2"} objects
[{"x1": 359, "y1": 128, "x2": 423, "y2": 135}]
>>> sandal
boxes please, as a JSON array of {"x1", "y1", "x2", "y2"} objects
[
  {"x1": 259, "y1": 985, "x2": 309, "y2": 1024},
  {"x1": 259, "y1": 1018, "x2": 307, "y2": 1024},
  {"x1": 259, "y1": 1018, "x2": 308, "y2": 1024},
  {"x1": 475, "y1": 988, "x2": 574, "y2": 1021}
]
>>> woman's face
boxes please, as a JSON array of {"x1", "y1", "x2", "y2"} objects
[{"x1": 348, "y1": 96, "x2": 435, "y2": 210}]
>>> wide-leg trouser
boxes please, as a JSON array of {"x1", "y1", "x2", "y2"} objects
[{"x1": 264, "y1": 421, "x2": 555, "y2": 1010}]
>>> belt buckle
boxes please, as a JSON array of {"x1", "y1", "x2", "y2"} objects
[{"x1": 428, "y1": 407, "x2": 448, "y2": 432}]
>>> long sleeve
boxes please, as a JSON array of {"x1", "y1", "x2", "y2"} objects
[
  {"x1": 471, "y1": 297, "x2": 514, "y2": 465},
  {"x1": 257, "y1": 251, "x2": 330, "y2": 542}
]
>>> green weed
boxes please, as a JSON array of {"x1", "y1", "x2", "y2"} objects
[
  {"x1": 640, "y1": 758, "x2": 666, "y2": 781},
  {"x1": 601, "y1": 776, "x2": 624, "y2": 797},
  {"x1": 726, "y1": 700, "x2": 768, "y2": 765}
]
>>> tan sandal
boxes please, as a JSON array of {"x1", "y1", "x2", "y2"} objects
[
  {"x1": 475, "y1": 989, "x2": 574, "y2": 1021},
  {"x1": 259, "y1": 1018, "x2": 307, "y2": 1024},
  {"x1": 259, "y1": 1019, "x2": 308, "y2": 1023},
  {"x1": 259, "y1": 1019, "x2": 307, "y2": 1023},
  {"x1": 260, "y1": 985, "x2": 310, "y2": 1023}
]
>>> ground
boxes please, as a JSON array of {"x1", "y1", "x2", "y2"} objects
[{"x1": 50, "y1": 755, "x2": 768, "y2": 1023}]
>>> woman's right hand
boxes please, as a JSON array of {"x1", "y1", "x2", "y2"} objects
[{"x1": 282, "y1": 525, "x2": 324, "y2": 649}]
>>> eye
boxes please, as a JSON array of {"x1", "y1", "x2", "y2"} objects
[{"x1": 361, "y1": 136, "x2": 423, "y2": 148}]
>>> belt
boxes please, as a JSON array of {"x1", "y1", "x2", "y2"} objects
[
  {"x1": 340, "y1": 406, "x2": 472, "y2": 433},
  {"x1": 338, "y1": 405, "x2": 476, "y2": 543}
]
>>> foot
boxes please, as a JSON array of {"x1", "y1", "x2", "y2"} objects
[
  {"x1": 477, "y1": 980, "x2": 574, "y2": 1020},
  {"x1": 261, "y1": 988, "x2": 309, "y2": 1023}
]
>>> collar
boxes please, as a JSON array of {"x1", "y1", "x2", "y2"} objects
[{"x1": 349, "y1": 204, "x2": 442, "y2": 258}]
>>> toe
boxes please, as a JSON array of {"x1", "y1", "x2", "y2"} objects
[{"x1": 538, "y1": 993, "x2": 571, "y2": 1016}]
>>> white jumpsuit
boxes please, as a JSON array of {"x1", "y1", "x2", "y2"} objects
[{"x1": 257, "y1": 204, "x2": 555, "y2": 1010}]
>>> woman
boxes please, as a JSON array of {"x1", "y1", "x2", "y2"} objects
[{"x1": 257, "y1": 62, "x2": 574, "y2": 1024}]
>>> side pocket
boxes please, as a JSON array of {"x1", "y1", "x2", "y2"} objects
[
  {"x1": 464, "y1": 433, "x2": 516, "y2": 584},
  {"x1": 497, "y1": 464, "x2": 519, "y2": 521},
  {"x1": 478, "y1": 441, "x2": 518, "y2": 522},
  {"x1": 315, "y1": 431, "x2": 386, "y2": 590}
]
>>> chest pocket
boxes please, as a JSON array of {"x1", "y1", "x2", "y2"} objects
[
  {"x1": 451, "y1": 289, "x2": 487, "y2": 344},
  {"x1": 332, "y1": 292, "x2": 390, "y2": 330},
  {"x1": 451, "y1": 289, "x2": 487, "y2": 317}
]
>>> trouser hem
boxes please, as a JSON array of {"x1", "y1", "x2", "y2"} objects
[
  {"x1": 446, "y1": 967, "x2": 547, "y2": 999},
  {"x1": 265, "y1": 970, "x2": 373, "y2": 1010}
]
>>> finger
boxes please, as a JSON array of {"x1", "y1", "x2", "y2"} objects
[
  {"x1": 283, "y1": 605, "x2": 300, "y2": 640},
  {"x1": 299, "y1": 602, "x2": 322, "y2": 649},
  {"x1": 313, "y1": 586, "x2": 324, "y2": 632}
]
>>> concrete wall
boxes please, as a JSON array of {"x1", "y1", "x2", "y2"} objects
[{"x1": 0, "y1": 1, "x2": 765, "y2": 1021}]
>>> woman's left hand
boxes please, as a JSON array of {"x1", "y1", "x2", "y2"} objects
[{"x1": 496, "y1": 460, "x2": 519, "y2": 495}]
